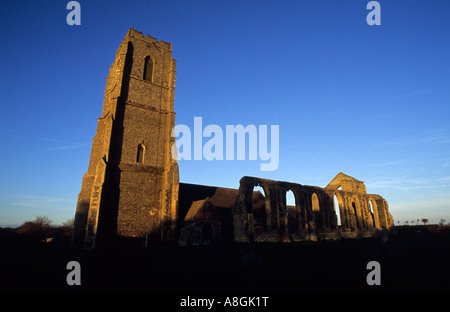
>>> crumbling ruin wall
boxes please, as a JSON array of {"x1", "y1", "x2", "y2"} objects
[{"x1": 233, "y1": 176, "x2": 393, "y2": 243}]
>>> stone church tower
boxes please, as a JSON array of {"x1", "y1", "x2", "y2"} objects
[{"x1": 72, "y1": 28, "x2": 179, "y2": 248}]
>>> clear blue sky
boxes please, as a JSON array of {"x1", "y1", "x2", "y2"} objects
[{"x1": 0, "y1": 0, "x2": 449, "y2": 226}]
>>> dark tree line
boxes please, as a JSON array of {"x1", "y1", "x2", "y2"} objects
[{"x1": 15, "y1": 216, "x2": 73, "y2": 239}]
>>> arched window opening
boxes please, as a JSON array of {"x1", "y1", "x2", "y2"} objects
[
  {"x1": 286, "y1": 190, "x2": 296, "y2": 233},
  {"x1": 286, "y1": 190, "x2": 295, "y2": 209},
  {"x1": 253, "y1": 185, "x2": 267, "y2": 230},
  {"x1": 369, "y1": 199, "x2": 376, "y2": 227},
  {"x1": 351, "y1": 197, "x2": 359, "y2": 229},
  {"x1": 136, "y1": 144, "x2": 145, "y2": 163},
  {"x1": 312, "y1": 193, "x2": 320, "y2": 212},
  {"x1": 333, "y1": 194, "x2": 342, "y2": 226},
  {"x1": 352, "y1": 201, "x2": 357, "y2": 218},
  {"x1": 312, "y1": 193, "x2": 321, "y2": 229},
  {"x1": 143, "y1": 56, "x2": 154, "y2": 82}
]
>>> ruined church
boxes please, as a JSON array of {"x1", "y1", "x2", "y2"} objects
[{"x1": 72, "y1": 28, "x2": 393, "y2": 248}]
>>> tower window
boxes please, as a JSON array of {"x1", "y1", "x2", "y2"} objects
[
  {"x1": 143, "y1": 56, "x2": 153, "y2": 82},
  {"x1": 136, "y1": 144, "x2": 145, "y2": 163}
]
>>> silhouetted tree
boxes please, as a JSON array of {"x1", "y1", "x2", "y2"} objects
[
  {"x1": 34, "y1": 216, "x2": 52, "y2": 228},
  {"x1": 62, "y1": 218, "x2": 74, "y2": 228},
  {"x1": 60, "y1": 218, "x2": 74, "y2": 237},
  {"x1": 17, "y1": 215, "x2": 53, "y2": 237},
  {"x1": 439, "y1": 219, "x2": 446, "y2": 226},
  {"x1": 421, "y1": 218, "x2": 428, "y2": 225}
]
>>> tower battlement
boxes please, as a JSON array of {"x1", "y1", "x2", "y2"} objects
[{"x1": 126, "y1": 27, "x2": 173, "y2": 51}]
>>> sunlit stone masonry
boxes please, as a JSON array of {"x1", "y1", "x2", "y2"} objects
[{"x1": 72, "y1": 28, "x2": 393, "y2": 248}]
